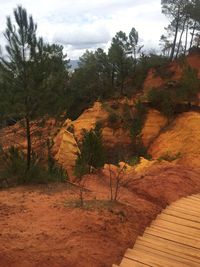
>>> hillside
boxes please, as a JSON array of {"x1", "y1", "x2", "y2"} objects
[
  {"x1": 143, "y1": 49, "x2": 200, "y2": 93},
  {"x1": 0, "y1": 51, "x2": 200, "y2": 267}
]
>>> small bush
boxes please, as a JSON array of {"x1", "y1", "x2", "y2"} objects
[
  {"x1": 154, "y1": 66, "x2": 174, "y2": 79},
  {"x1": 132, "y1": 137, "x2": 151, "y2": 159},
  {"x1": 1, "y1": 146, "x2": 67, "y2": 185},
  {"x1": 130, "y1": 100, "x2": 147, "y2": 139},
  {"x1": 148, "y1": 87, "x2": 176, "y2": 120},
  {"x1": 74, "y1": 154, "x2": 89, "y2": 178},
  {"x1": 177, "y1": 65, "x2": 200, "y2": 105},
  {"x1": 74, "y1": 124, "x2": 106, "y2": 178},
  {"x1": 129, "y1": 156, "x2": 140, "y2": 166}
]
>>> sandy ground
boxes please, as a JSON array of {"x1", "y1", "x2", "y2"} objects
[{"x1": 0, "y1": 163, "x2": 200, "y2": 267}]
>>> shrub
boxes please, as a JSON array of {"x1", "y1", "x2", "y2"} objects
[
  {"x1": 130, "y1": 100, "x2": 147, "y2": 139},
  {"x1": 129, "y1": 156, "x2": 140, "y2": 166},
  {"x1": 1, "y1": 146, "x2": 67, "y2": 185},
  {"x1": 2, "y1": 146, "x2": 27, "y2": 184},
  {"x1": 74, "y1": 124, "x2": 106, "y2": 178},
  {"x1": 148, "y1": 87, "x2": 176, "y2": 120},
  {"x1": 47, "y1": 139, "x2": 68, "y2": 182},
  {"x1": 177, "y1": 65, "x2": 200, "y2": 105}
]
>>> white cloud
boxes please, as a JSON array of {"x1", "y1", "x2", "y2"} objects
[
  {"x1": 0, "y1": 0, "x2": 168, "y2": 59},
  {"x1": 53, "y1": 21, "x2": 111, "y2": 48}
]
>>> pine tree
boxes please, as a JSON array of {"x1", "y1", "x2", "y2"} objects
[
  {"x1": 0, "y1": 6, "x2": 68, "y2": 172},
  {"x1": 74, "y1": 125, "x2": 105, "y2": 178},
  {"x1": 108, "y1": 31, "x2": 132, "y2": 94},
  {"x1": 178, "y1": 65, "x2": 200, "y2": 106}
]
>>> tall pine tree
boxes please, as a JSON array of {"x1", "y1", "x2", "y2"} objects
[{"x1": 0, "y1": 6, "x2": 69, "y2": 172}]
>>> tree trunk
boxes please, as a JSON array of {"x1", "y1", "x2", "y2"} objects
[
  {"x1": 170, "y1": 7, "x2": 181, "y2": 61},
  {"x1": 175, "y1": 18, "x2": 187, "y2": 58},
  {"x1": 184, "y1": 20, "x2": 189, "y2": 54},
  {"x1": 111, "y1": 66, "x2": 115, "y2": 90},
  {"x1": 190, "y1": 21, "x2": 197, "y2": 49},
  {"x1": 25, "y1": 116, "x2": 31, "y2": 171}
]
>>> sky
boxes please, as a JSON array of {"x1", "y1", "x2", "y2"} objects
[{"x1": 0, "y1": 0, "x2": 169, "y2": 60}]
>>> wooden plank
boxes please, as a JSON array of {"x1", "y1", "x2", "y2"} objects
[
  {"x1": 125, "y1": 248, "x2": 189, "y2": 267},
  {"x1": 120, "y1": 257, "x2": 153, "y2": 267},
  {"x1": 168, "y1": 203, "x2": 200, "y2": 214},
  {"x1": 173, "y1": 198, "x2": 200, "y2": 205},
  {"x1": 163, "y1": 209, "x2": 200, "y2": 223},
  {"x1": 150, "y1": 224, "x2": 200, "y2": 242},
  {"x1": 190, "y1": 194, "x2": 200, "y2": 198},
  {"x1": 133, "y1": 243, "x2": 199, "y2": 266},
  {"x1": 152, "y1": 219, "x2": 200, "y2": 238},
  {"x1": 114, "y1": 194, "x2": 200, "y2": 267},
  {"x1": 151, "y1": 220, "x2": 200, "y2": 237},
  {"x1": 145, "y1": 227, "x2": 200, "y2": 249},
  {"x1": 171, "y1": 198, "x2": 200, "y2": 207},
  {"x1": 190, "y1": 195, "x2": 200, "y2": 200},
  {"x1": 173, "y1": 200, "x2": 200, "y2": 210},
  {"x1": 170, "y1": 205, "x2": 200, "y2": 218},
  {"x1": 157, "y1": 213, "x2": 200, "y2": 229},
  {"x1": 141, "y1": 234, "x2": 200, "y2": 259},
  {"x1": 183, "y1": 198, "x2": 200, "y2": 204},
  {"x1": 136, "y1": 236, "x2": 200, "y2": 263},
  {"x1": 189, "y1": 196, "x2": 200, "y2": 201}
]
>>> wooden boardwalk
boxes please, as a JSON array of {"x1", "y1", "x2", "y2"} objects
[{"x1": 113, "y1": 194, "x2": 200, "y2": 267}]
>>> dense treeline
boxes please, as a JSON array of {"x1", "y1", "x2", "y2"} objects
[{"x1": 0, "y1": 3, "x2": 200, "y2": 182}]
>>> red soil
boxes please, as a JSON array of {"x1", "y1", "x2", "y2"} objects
[{"x1": 0, "y1": 162, "x2": 200, "y2": 267}]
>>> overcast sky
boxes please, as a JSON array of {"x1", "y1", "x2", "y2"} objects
[{"x1": 0, "y1": 0, "x2": 168, "y2": 60}]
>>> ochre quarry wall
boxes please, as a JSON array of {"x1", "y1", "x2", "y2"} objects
[
  {"x1": 141, "y1": 109, "x2": 167, "y2": 147},
  {"x1": 53, "y1": 102, "x2": 132, "y2": 176},
  {"x1": 148, "y1": 111, "x2": 200, "y2": 170},
  {"x1": 143, "y1": 52, "x2": 200, "y2": 93}
]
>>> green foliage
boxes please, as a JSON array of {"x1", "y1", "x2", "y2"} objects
[
  {"x1": 177, "y1": 65, "x2": 200, "y2": 104},
  {"x1": 123, "y1": 100, "x2": 150, "y2": 159},
  {"x1": 130, "y1": 100, "x2": 147, "y2": 139},
  {"x1": 129, "y1": 156, "x2": 140, "y2": 166},
  {"x1": 68, "y1": 49, "x2": 112, "y2": 119},
  {"x1": 132, "y1": 137, "x2": 151, "y2": 158},
  {"x1": 131, "y1": 53, "x2": 169, "y2": 91},
  {"x1": 0, "y1": 146, "x2": 67, "y2": 185},
  {"x1": 0, "y1": 6, "x2": 69, "y2": 172},
  {"x1": 47, "y1": 139, "x2": 68, "y2": 182},
  {"x1": 148, "y1": 65, "x2": 200, "y2": 119},
  {"x1": 102, "y1": 102, "x2": 120, "y2": 126},
  {"x1": 108, "y1": 30, "x2": 133, "y2": 93},
  {"x1": 74, "y1": 125, "x2": 106, "y2": 178},
  {"x1": 148, "y1": 87, "x2": 176, "y2": 120},
  {"x1": 161, "y1": 0, "x2": 200, "y2": 59}
]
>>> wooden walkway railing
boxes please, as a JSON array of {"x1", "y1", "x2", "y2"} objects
[{"x1": 113, "y1": 194, "x2": 200, "y2": 267}]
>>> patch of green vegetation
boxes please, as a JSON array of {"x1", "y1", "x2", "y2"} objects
[
  {"x1": 64, "y1": 199, "x2": 127, "y2": 220},
  {"x1": 0, "y1": 146, "x2": 68, "y2": 186},
  {"x1": 74, "y1": 124, "x2": 106, "y2": 178},
  {"x1": 154, "y1": 65, "x2": 174, "y2": 79},
  {"x1": 129, "y1": 156, "x2": 140, "y2": 166},
  {"x1": 148, "y1": 87, "x2": 176, "y2": 121}
]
